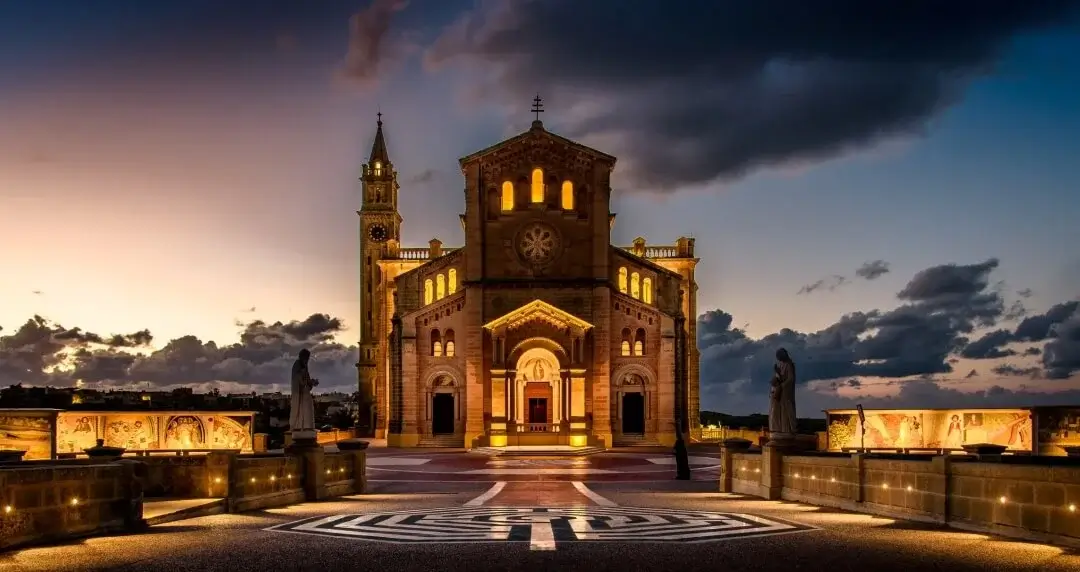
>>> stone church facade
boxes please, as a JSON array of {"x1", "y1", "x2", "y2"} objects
[{"x1": 356, "y1": 115, "x2": 700, "y2": 449}]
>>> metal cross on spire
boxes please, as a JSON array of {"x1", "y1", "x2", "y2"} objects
[{"x1": 531, "y1": 94, "x2": 544, "y2": 122}]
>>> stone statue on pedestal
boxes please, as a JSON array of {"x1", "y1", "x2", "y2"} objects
[
  {"x1": 768, "y1": 348, "x2": 797, "y2": 442},
  {"x1": 290, "y1": 349, "x2": 319, "y2": 433}
]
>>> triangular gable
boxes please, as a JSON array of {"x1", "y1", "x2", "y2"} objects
[
  {"x1": 459, "y1": 124, "x2": 616, "y2": 166},
  {"x1": 483, "y1": 300, "x2": 593, "y2": 331}
]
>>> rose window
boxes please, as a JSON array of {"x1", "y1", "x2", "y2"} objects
[{"x1": 517, "y1": 223, "x2": 559, "y2": 265}]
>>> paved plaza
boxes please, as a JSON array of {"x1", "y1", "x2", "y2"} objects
[{"x1": 2, "y1": 448, "x2": 1078, "y2": 571}]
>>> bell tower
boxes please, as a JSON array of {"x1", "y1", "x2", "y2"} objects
[{"x1": 357, "y1": 113, "x2": 400, "y2": 436}]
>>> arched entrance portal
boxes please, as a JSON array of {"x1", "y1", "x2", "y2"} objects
[{"x1": 515, "y1": 347, "x2": 562, "y2": 432}]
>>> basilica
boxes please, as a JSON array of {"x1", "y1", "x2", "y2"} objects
[{"x1": 356, "y1": 110, "x2": 701, "y2": 449}]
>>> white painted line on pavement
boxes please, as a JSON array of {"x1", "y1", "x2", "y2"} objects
[
  {"x1": 463, "y1": 481, "x2": 506, "y2": 507},
  {"x1": 572, "y1": 481, "x2": 618, "y2": 507},
  {"x1": 530, "y1": 520, "x2": 556, "y2": 551}
]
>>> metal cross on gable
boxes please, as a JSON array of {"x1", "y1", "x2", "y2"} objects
[{"x1": 532, "y1": 94, "x2": 544, "y2": 121}]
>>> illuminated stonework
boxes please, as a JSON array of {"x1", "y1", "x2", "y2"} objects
[
  {"x1": 356, "y1": 115, "x2": 702, "y2": 449},
  {"x1": 267, "y1": 506, "x2": 816, "y2": 545}
]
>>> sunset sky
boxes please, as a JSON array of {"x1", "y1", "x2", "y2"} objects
[{"x1": 2, "y1": 1, "x2": 1080, "y2": 415}]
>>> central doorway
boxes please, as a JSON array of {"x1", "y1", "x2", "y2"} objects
[
  {"x1": 622, "y1": 392, "x2": 645, "y2": 434},
  {"x1": 527, "y1": 398, "x2": 548, "y2": 425},
  {"x1": 432, "y1": 393, "x2": 455, "y2": 434}
]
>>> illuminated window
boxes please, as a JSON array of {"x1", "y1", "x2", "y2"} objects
[
  {"x1": 501, "y1": 181, "x2": 514, "y2": 211},
  {"x1": 630, "y1": 272, "x2": 640, "y2": 299},
  {"x1": 561, "y1": 181, "x2": 574, "y2": 209},
  {"x1": 432, "y1": 330, "x2": 442, "y2": 356},
  {"x1": 618, "y1": 267, "x2": 628, "y2": 293},
  {"x1": 621, "y1": 341, "x2": 631, "y2": 356},
  {"x1": 445, "y1": 330, "x2": 456, "y2": 357},
  {"x1": 374, "y1": 161, "x2": 382, "y2": 175},
  {"x1": 448, "y1": 269, "x2": 457, "y2": 294},
  {"x1": 424, "y1": 279, "x2": 433, "y2": 304},
  {"x1": 621, "y1": 328, "x2": 632, "y2": 356},
  {"x1": 634, "y1": 341, "x2": 643, "y2": 356},
  {"x1": 634, "y1": 328, "x2": 646, "y2": 356},
  {"x1": 642, "y1": 278, "x2": 652, "y2": 304},
  {"x1": 436, "y1": 274, "x2": 446, "y2": 300},
  {"x1": 531, "y1": 168, "x2": 544, "y2": 203}
]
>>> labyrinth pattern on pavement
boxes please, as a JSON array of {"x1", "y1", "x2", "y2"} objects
[{"x1": 266, "y1": 506, "x2": 816, "y2": 545}]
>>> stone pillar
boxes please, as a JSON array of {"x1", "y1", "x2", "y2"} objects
[
  {"x1": 338, "y1": 439, "x2": 369, "y2": 494},
  {"x1": 300, "y1": 447, "x2": 327, "y2": 502},
  {"x1": 206, "y1": 450, "x2": 235, "y2": 499},
  {"x1": 760, "y1": 443, "x2": 790, "y2": 500},
  {"x1": 931, "y1": 454, "x2": 951, "y2": 522},
  {"x1": 114, "y1": 459, "x2": 146, "y2": 530},
  {"x1": 719, "y1": 438, "x2": 753, "y2": 493}
]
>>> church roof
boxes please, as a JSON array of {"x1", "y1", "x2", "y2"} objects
[
  {"x1": 482, "y1": 299, "x2": 594, "y2": 332},
  {"x1": 458, "y1": 121, "x2": 616, "y2": 166}
]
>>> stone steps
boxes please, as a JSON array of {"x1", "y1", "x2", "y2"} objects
[
  {"x1": 613, "y1": 436, "x2": 665, "y2": 448},
  {"x1": 416, "y1": 435, "x2": 464, "y2": 448},
  {"x1": 469, "y1": 446, "x2": 606, "y2": 457}
]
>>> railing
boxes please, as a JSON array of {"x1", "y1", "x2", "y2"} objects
[
  {"x1": 619, "y1": 245, "x2": 682, "y2": 259},
  {"x1": 388, "y1": 247, "x2": 460, "y2": 261},
  {"x1": 516, "y1": 423, "x2": 560, "y2": 433}
]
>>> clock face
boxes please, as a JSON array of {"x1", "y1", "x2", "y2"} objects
[{"x1": 368, "y1": 224, "x2": 389, "y2": 242}]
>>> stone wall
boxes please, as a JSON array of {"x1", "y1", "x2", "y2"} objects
[
  {"x1": 720, "y1": 443, "x2": 1080, "y2": 546},
  {"x1": 0, "y1": 460, "x2": 142, "y2": 551},
  {"x1": 1, "y1": 443, "x2": 369, "y2": 552}
]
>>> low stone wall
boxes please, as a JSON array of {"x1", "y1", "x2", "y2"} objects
[
  {"x1": 316, "y1": 429, "x2": 357, "y2": 445},
  {"x1": 228, "y1": 454, "x2": 305, "y2": 512},
  {"x1": 720, "y1": 443, "x2": 1080, "y2": 546},
  {"x1": 138, "y1": 452, "x2": 232, "y2": 498},
  {"x1": 1, "y1": 442, "x2": 369, "y2": 552},
  {"x1": 0, "y1": 461, "x2": 142, "y2": 551}
]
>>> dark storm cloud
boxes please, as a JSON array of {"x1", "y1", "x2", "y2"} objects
[
  {"x1": 0, "y1": 313, "x2": 358, "y2": 391},
  {"x1": 959, "y1": 329, "x2": 1016, "y2": 359},
  {"x1": 1043, "y1": 311, "x2": 1080, "y2": 379},
  {"x1": 855, "y1": 260, "x2": 890, "y2": 281},
  {"x1": 424, "y1": 1, "x2": 1079, "y2": 190},
  {"x1": 796, "y1": 275, "x2": 847, "y2": 296},
  {"x1": 698, "y1": 258, "x2": 1080, "y2": 414}
]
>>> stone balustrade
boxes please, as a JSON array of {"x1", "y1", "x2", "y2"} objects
[
  {"x1": 0, "y1": 441, "x2": 369, "y2": 552},
  {"x1": 720, "y1": 442, "x2": 1080, "y2": 546}
]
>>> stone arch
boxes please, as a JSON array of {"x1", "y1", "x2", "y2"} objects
[
  {"x1": 611, "y1": 363, "x2": 656, "y2": 387},
  {"x1": 507, "y1": 336, "x2": 570, "y2": 370},
  {"x1": 423, "y1": 364, "x2": 464, "y2": 390}
]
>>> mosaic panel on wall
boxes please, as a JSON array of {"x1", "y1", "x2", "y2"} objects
[
  {"x1": 0, "y1": 411, "x2": 57, "y2": 460},
  {"x1": 826, "y1": 409, "x2": 1033, "y2": 452},
  {"x1": 1035, "y1": 407, "x2": 1080, "y2": 456},
  {"x1": 55, "y1": 411, "x2": 254, "y2": 455}
]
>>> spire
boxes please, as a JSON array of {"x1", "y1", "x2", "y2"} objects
[{"x1": 369, "y1": 111, "x2": 390, "y2": 165}]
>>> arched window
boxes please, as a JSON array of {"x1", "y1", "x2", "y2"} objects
[
  {"x1": 501, "y1": 181, "x2": 514, "y2": 211},
  {"x1": 634, "y1": 328, "x2": 646, "y2": 356},
  {"x1": 445, "y1": 329, "x2": 456, "y2": 357},
  {"x1": 630, "y1": 272, "x2": 641, "y2": 299},
  {"x1": 436, "y1": 274, "x2": 446, "y2": 300},
  {"x1": 448, "y1": 269, "x2": 457, "y2": 295},
  {"x1": 530, "y1": 168, "x2": 544, "y2": 203},
  {"x1": 431, "y1": 330, "x2": 442, "y2": 357},
  {"x1": 620, "y1": 328, "x2": 632, "y2": 356},
  {"x1": 642, "y1": 278, "x2": 652, "y2": 304},
  {"x1": 561, "y1": 181, "x2": 574, "y2": 210},
  {"x1": 424, "y1": 279, "x2": 434, "y2": 304},
  {"x1": 618, "y1": 267, "x2": 628, "y2": 293}
]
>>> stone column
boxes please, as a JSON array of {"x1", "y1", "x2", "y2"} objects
[
  {"x1": 114, "y1": 459, "x2": 146, "y2": 529},
  {"x1": 760, "y1": 441, "x2": 797, "y2": 500}
]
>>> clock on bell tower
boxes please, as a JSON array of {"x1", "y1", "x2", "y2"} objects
[{"x1": 357, "y1": 112, "x2": 401, "y2": 436}]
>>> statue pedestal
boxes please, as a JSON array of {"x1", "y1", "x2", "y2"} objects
[{"x1": 286, "y1": 430, "x2": 319, "y2": 453}]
